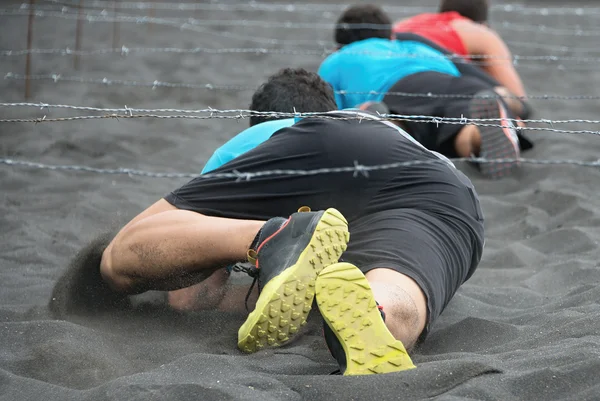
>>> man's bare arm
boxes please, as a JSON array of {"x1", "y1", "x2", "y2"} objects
[
  {"x1": 168, "y1": 269, "x2": 259, "y2": 313},
  {"x1": 103, "y1": 199, "x2": 177, "y2": 261},
  {"x1": 457, "y1": 20, "x2": 528, "y2": 99},
  {"x1": 100, "y1": 203, "x2": 263, "y2": 294}
]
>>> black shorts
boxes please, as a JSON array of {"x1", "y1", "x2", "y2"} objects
[
  {"x1": 384, "y1": 71, "x2": 503, "y2": 158},
  {"x1": 164, "y1": 112, "x2": 485, "y2": 337},
  {"x1": 384, "y1": 71, "x2": 534, "y2": 157}
]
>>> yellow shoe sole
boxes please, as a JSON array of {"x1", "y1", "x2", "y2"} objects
[
  {"x1": 238, "y1": 208, "x2": 350, "y2": 353},
  {"x1": 315, "y1": 262, "x2": 416, "y2": 375}
]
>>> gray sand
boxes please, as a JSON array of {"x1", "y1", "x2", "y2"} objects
[{"x1": 1, "y1": 1, "x2": 599, "y2": 400}]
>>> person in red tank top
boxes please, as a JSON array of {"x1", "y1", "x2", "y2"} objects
[
  {"x1": 393, "y1": 0, "x2": 530, "y2": 119},
  {"x1": 394, "y1": 11, "x2": 470, "y2": 58}
]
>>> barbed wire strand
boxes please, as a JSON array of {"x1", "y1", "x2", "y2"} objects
[
  {"x1": 0, "y1": 105, "x2": 597, "y2": 128},
  {"x1": 2, "y1": 8, "x2": 330, "y2": 46},
  {"x1": 1, "y1": 112, "x2": 599, "y2": 137},
  {"x1": 2, "y1": 46, "x2": 600, "y2": 66},
  {"x1": 35, "y1": 0, "x2": 600, "y2": 16},
  {"x1": 5, "y1": 73, "x2": 600, "y2": 101},
  {"x1": 0, "y1": 4, "x2": 595, "y2": 183},
  {"x1": 3, "y1": 103, "x2": 599, "y2": 126},
  {"x1": 1, "y1": 157, "x2": 599, "y2": 181},
  {"x1": 502, "y1": 41, "x2": 600, "y2": 53},
  {"x1": 3, "y1": 8, "x2": 600, "y2": 37}
]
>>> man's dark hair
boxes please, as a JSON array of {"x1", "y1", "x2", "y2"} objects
[
  {"x1": 249, "y1": 68, "x2": 337, "y2": 126},
  {"x1": 439, "y1": 0, "x2": 489, "y2": 24},
  {"x1": 334, "y1": 4, "x2": 392, "y2": 46}
]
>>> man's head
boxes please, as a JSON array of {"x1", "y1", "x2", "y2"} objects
[
  {"x1": 249, "y1": 68, "x2": 337, "y2": 126},
  {"x1": 334, "y1": 4, "x2": 392, "y2": 47},
  {"x1": 439, "y1": 0, "x2": 489, "y2": 24}
]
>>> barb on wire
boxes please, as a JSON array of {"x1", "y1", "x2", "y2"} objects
[
  {"x1": 3, "y1": 8, "x2": 600, "y2": 37},
  {"x1": 3, "y1": 103, "x2": 598, "y2": 126},
  {"x1": 1, "y1": 157, "x2": 599, "y2": 180},
  {"x1": 0, "y1": 111, "x2": 599, "y2": 137},
  {"x1": 5, "y1": 73, "x2": 600, "y2": 101},
  {"x1": 3, "y1": 46, "x2": 600, "y2": 66},
  {"x1": 36, "y1": 0, "x2": 600, "y2": 16}
]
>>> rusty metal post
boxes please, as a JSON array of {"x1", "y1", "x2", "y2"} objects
[
  {"x1": 74, "y1": 0, "x2": 84, "y2": 69},
  {"x1": 148, "y1": 5, "x2": 154, "y2": 32},
  {"x1": 25, "y1": 0, "x2": 36, "y2": 99}
]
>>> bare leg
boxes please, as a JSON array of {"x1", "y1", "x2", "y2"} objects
[
  {"x1": 216, "y1": 282, "x2": 259, "y2": 312},
  {"x1": 168, "y1": 269, "x2": 231, "y2": 311},
  {"x1": 100, "y1": 210, "x2": 264, "y2": 294},
  {"x1": 168, "y1": 269, "x2": 259, "y2": 313},
  {"x1": 454, "y1": 124, "x2": 482, "y2": 158},
  {"x1": 365, "y1": 268, "x2": 428, "y2": 350}
]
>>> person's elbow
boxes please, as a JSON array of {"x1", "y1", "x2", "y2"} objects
[{"x1": 100, "y1": 239, "x2": 135, "y2": 293}]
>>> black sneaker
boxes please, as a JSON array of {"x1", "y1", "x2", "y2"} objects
[
  {"x1": 237, "y1": 207, "x2": 350, "y2": 353},
  {"x1": 469, "y1": 90, "x2": 521, "y2": 179},
  {"x1": 316, "y1": 262, "x2": 416, "y2": 375}
]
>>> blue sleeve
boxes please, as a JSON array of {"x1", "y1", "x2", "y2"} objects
[
  {"x1": 318, "y1": 58, "x2": 344, "y2": 109},
  {"x1": 201, "y1": 150, "x2": 226, "y2": 174},
  {"x1": 201, "y1": 118, "x2": 296, "y2": 174}
]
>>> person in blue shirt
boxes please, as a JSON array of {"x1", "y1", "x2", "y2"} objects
[
  {"x1": 202, "y1": 118, "x2": 295, "y2": 173},
  {"x1": 201, "y1": 68, "x2": 391, "y2": 174},
  {"x1": 200, "y1": 68, "x2": 342, "y2": 174},
  {"x1": 318, "y1": 4, "x2": 534, "y2": 179}
]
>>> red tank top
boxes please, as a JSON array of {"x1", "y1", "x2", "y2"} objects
[{"x1": 393, "y1": 12, "x2": 469, "y2": 58}]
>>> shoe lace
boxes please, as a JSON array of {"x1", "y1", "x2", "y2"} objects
[
  {"x1": 232, "y1": 207, "x2": 311, "y2": 312},
  {"x1": 231, "y1": 249, "x2": 260, "y2": 311}
]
